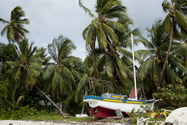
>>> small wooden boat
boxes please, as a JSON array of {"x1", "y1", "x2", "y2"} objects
[{"x1": 83, "y1": 92, "x2": 154, "y2": 118}]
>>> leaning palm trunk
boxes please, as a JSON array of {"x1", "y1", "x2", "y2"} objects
[
  {"x1": 34, "y1": 85, "x2": 65, "y2": 116},
  {"x1": 158, "y1": 17, "x2": 174, "y2": 87}
]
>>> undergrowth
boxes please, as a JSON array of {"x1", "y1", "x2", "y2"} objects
[
  {"x1": 0, "y1": 105, "x2": 93, "y2": 122},
  {"x1": 0, "y1": 105, "x2": 170, "y2": 124}
]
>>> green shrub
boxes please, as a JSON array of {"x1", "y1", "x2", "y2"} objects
[
  {"x1": 153, "y1": 84, "x2": 187, "y2": 108},
  {"x1": 0, "y1": 108, "x2": 12, "y2": 120},
  {"x1": 12, "y1": 105, "x2": 37, "y2": 119},
  {"x1": 36, "y1": 110, "x2": 49, "y2": 115}
]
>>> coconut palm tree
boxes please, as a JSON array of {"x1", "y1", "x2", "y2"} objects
[
  {"x1": 6, "y1": 39, "x2": 67, "y2": 116},
  {"x1": 79, "y1": 0, "x2": 130, "y2": 92},
  {"x1": 6, "y1": 39, "x2": 44, "y2": 91},
  {"x1": 79, "y1": 1, "x2": 128, "y2": 69},
  {"x1": 43, "y1": 35, "x2": 82, "y2": 115},
  {"x1": 0, "y1": 6, "x2": 29, "y2": 55},
  {"x1": 159, "y1": 0, "x2": 187, "y2": 86},
  {"x1": 136, "y1": 20, "x2": 186, "y2": 95}
]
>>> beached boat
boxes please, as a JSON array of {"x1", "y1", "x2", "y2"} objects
[
  {"x1": 83, "y1": 34, "x2": 155, "y2": 118},
  {"x1": 83, "y1": 92, "x2": 154, "y2": 118}
]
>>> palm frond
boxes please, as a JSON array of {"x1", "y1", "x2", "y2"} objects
[
  {"x1": 103, "y1": 23, "x2": 118, "y2": 44},
  {"x1": 101, "y1": 0, "x2": 121, "y2": 15},
  {"x1": 165, "y1": 64, "x2": 181, "y2": 84},
  {"x1": 27, "y1": 66, "x2": 41, "y2": 78},
  {"x1": 75, "y1": 74, "x2": 89, "y2": 101},
  {"x1": 43, "y1": 65, "x2": 56, "y2": 79},
  {"x1": 79, "y1": 0, "x2": 94, "y2": 17},
  {"x1": 15, "y1": 66, "x2": 22, "y2": 80},
  {"x1": 107, "y1": 5, "x2": 126, "y2": 15},
  {"x1": 62, "y1": 67, "x2": 75, "y2": 82},
  {"x1": 0, "y1": 18, "x2": 9, "y2": 24},
  {"x1": 98, "y1": 26, "x2": 107, "y2": 48},
  {"x1": 86, "y1": 25, "x2": 94, "y2": 50},
  {"x1": 6, "y1": 61, "x2": 20, "y2": 67},
  {"x1": 106, "y1": 13, "x2": 127, "y2": 19},
  {"x1": 138, "y1": 57, "x2": 154, "y2": 81},
  {"x1": 1, "y1": 25, "x2": 8, "y2": 37},
  {"x1": 82, "y1": 24, "x2": 91, "y2": 40},
  {"x1": 26, "y1": 69, "x2": 35, "y2": 86},
  {"x1": 105, "y1": 57, "x2": 113, "y2": 78},
  {"x1": 135, "y1": 50, "x2": 153, "y2": 61},
  {"x1": 174, "y1": 10, "x2": 187, "y2": 32},
  {"x1": 162, "y1": 0, "x2": 171, "y2": 12},
  {"x1": 70, "y1": 68, "x2": 81, "y2": 80},
  {"x1": 138, "y1": 35, "x2": 154, "y2": 49},
  {"x1": 52, "y1": 69, "x2": 60, "y2": 91},
  {"x1": 106, "y1": 20, "x2": 127, "y2": 33},
  {"x1": 115, "y1": 55, "x2": 127, "y2": 79},
  {"x1": 163, "y1": 14, "x2": 172, "y2": 36},
  {"x1": 92, "y1": 19, "x2": 99, "y2": 28}
]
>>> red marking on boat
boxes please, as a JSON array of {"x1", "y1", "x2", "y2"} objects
[
  {"x1": 90, "y1": 106, "x2": 128, "y2": 119},
  {"x1": 129, "y1": 88, "x2": 140, "y2": 98}
]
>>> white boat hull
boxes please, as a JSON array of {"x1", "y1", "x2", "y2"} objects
[{"x1": 84, "y1": 95, "x2": 154, "y2": 118}]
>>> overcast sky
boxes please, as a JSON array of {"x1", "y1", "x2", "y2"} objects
[{"x1": 0, "y1": 0, "x2": 166, "y2": 60}]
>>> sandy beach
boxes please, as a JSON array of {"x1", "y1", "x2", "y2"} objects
[
  {"x1": 0, "y1": 120, "x2": 125, "y2": 125},
  {"x1": 0, "y1": 120, "x2": 69, "y2": 125}
]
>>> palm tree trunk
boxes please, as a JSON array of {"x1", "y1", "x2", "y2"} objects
[
  {"x1": 92, "y1": 29, "x2": 104, "y2": 92},
  {"x1": 59, "y1": 98, "x2": 63, "y2": 113},
  {"x1": 23, "y1": 72, "x2": 29, "y2": 91},
  {"x1": 112, "y1": 76, "x2": 120, "y2": 94},
  {"x1": 158, "y1": 17, "x2": 174, "y2": 87},
  {"x1": 34, "y1": 85, "x2": 65, "y2": 116}
]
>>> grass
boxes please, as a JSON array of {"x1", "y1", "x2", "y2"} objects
[{"x1": 20, "y1": 113, "x2": 94, "y2": 122}]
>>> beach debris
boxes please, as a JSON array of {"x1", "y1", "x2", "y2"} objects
[
  {"x1": 115, "y1": 109, "x2": 124, "y2": 119},
  {"x1": 149, "y1": 109, "x2": 170, "y2": 118},
  {"x1": 75, "y1": 114, "x2": 88, "y2": 117},
  {"x1": 137, "y1": 117, "x2": 164, "y2": 125},
  {"x1": 165, "y1": 107, "x2": 187, "y2": 125}
]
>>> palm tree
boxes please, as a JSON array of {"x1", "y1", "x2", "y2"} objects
[
  {"x1": 43, "y1": 35, "x2": 82, "y2": 115},
  {"x1": 0, "y1": 6, "x2": 29, "y2": 55},
  {"x1": 136, "y1": 20, "x2": 186, "y2": 95},
  {"x1": 4, "y1": 39, "x2": 43, "y2": 112},
  {"x1": 79, "y1": 0, "x2": 130, "y2": 92},
  {"x1": 6, "y1": 39, "x2": 43, "y2": 91},
  {"x1": 160, "y1": 0, "x2": 187, "y2": 86},
  {"x1": 5, "y1": 39, "x2": 67, "y2": 116}
]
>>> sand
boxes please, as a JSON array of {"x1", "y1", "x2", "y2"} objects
[
  {"x1": 0, "y1": 120, "x2": 76, "y2": 125},
  {"x1": 0, "y1": 120, "x2": 124, "y2": 125}
]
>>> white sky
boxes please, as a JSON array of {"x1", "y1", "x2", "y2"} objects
[{"x1": 0, "y1": 0, "x2": 166, "y2": 60}]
